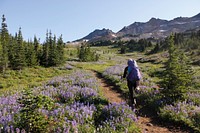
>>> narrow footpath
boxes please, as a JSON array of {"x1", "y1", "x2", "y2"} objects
[{"x1": 92, "y1": 71, "x2": 191, "y2": 133}]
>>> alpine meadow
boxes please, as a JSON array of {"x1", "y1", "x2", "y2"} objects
[{"x1": 0, "y1": 9, "x2": 200, "y2": 133}]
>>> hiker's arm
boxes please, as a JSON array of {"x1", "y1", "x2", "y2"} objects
[{"x1": 123, "y1": 67, "x2": 128, "y2": 78}]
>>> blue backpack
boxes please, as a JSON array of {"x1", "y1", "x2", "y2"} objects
[{"x1": 127, "y1": 67, "x2": 141, "y2": 81}]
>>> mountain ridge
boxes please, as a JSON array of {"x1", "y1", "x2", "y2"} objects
[{"x1": 77, "y1": 12, "x2": 200, "y2": 42}]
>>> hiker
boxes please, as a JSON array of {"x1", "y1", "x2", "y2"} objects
[{"x1": 123, "y1": 59, "x2": 141, "y2": 108}]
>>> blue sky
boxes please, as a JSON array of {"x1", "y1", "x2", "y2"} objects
[{"x1": 0, "y1": 0, "x2": 200, "y2": 42}]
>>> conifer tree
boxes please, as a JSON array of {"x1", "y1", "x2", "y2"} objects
[
  {"x1": 151, "y1": 42, "x2": 160, "y2": 54},
  {"x1": 0, "y1": 15, "x2": 9, "y2": 74},
  {"x1": 33, "y1": 35, "x2": 40, "y2": 64},
  {"x1": 78, "y1": 44, "x2": 98, "y2": 62},
  {"x1": 41, "y1": 31, "x2": 49, "y2": 66},
  {"x1": 13, "y1": 27, "x2": 26, "y2": 69},
  {"x1": 26, "y1": 41, "x2": 38, "y2": 67},
  {"x1": 52, "y1": 35, "x2": 58, "y2": 65},
  {"x1": 48, "y1": 33, "x2": 59, "y2": 66},
  {"x1": 8, "y1": 34, "x2": 17, "y2": 69},
  {"x1": 78, "y1": 44, "x2": 86, "y2": 61},
  {"x1": 57, "y1": 35, "x2": 65, "y2": 64},
  {"x1": 120, "y1": 45, "x2": 126, "y2": 54},
  {"x1": 48, "y1": 31, "x2": 55, "y2": 66},
  {"x1": 78, "y1": 45, "x2": 85, "y2": 61},
  {"x1": 162, "y1": 34, "x2": 194, "y2": 102}
]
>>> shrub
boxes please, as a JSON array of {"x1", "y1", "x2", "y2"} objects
[
  {"x1": 14, "y1": 88, "x2": 54, "y2": 133},
  {"x1": 159, "y1": 101, "x2": 200, "y2": 131},
  {"x1": 95, "y1": 103, "x2": 139, "y2": 133}
]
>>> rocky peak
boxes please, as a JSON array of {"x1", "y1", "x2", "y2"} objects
[
  {"x1": 192, "y1": 13, "x2": 200, "y2": 19},
  {"x1": 80, "y1": 28, "x2": 116, "y2": 42},
  {"x1": 147, "y1": 17, "x2": 167, "y2": 25}
]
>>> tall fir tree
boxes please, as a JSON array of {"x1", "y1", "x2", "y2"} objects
[
  {"x1": 33, "y1": 35, "x2": 40, "y2": 64},
  {"x1": 0, "y1": 15, "x2": 9, "y2": 74},
  {"x1": 8, "y1": 34, "x2": 17, "y2": 69},
  {"x1": 162, "y1": 34, "x2": 194, "y2": 102},
  {"x1": 41, "y1": 31, "x2": 50, "y2": 66},
  {"x1": 48, "y1": 34, "x2": 58, "y2": 66},
  {"x1": 52, "y1": 35, "x2": 59, "y2": 65},
  {"x1": 25, "y1": 41, "x2": 38, "y2": 67},
  {"x1": 13, "y1": 27, "x2": 26, "y2": 70},
  {"x1": 57, "y1": 35, "x2": 65, "y2": 65}
]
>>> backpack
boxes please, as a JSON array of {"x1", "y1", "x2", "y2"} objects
[{"x1": 127, "y1": 67, "x2": 141, "y2": 81}]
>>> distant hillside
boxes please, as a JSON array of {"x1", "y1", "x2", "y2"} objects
[
  {"x1": 77, "y1": 12, "x2": 200, "y2": 42},
  {"x1": 78, "y1": 28, "x2": 117, "y2": 42}
]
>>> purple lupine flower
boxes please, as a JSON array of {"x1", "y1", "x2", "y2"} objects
[{"x1": 16, "y1": 128, "x2": 20, "y2": 133}]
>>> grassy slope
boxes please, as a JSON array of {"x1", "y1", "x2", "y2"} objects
[
  {"x1": 0, "y1": 66, "x2": 71, "y2": 96},
  {"x1": 0, "y1": 45, "x2": 199, "y2": 95},
  {"x1": 0, "y1": 45, "x2": 199, "y2": 132}
]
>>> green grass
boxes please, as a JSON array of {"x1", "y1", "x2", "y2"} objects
[
  {"x1": 1, "y1": 45, "x2": 199, "y2": 96},
  {"x1": 0, "y1": 66, "x2": 72, "y2": 95},
  {"x1": 0, "y1": 44, "x2": 199, "y2": 133},
  {"x1": 67, "y1": 61, "x2": 116, "y2": 73}
]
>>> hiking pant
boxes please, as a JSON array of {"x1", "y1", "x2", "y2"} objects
[{"x1": 127, "y1": 80, "x2": 137, "y2": 107}]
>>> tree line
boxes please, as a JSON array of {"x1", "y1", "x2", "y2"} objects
[
  {"x1": 87, "y1": 39, "x2": 153, "y2": 54},
  {"x1": 150, "y1": 31, "x2": 200, "y2": 54},
  {"x1": 119, "y1": 39, "x2": 153, "y2": 54},
  {"x1": 0, "y1": 15, "x2": 65, "y2": 74}
]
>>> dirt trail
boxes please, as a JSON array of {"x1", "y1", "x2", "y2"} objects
[{"x1": 93, "y1": 71, "x2": 190, "y2": 133}]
